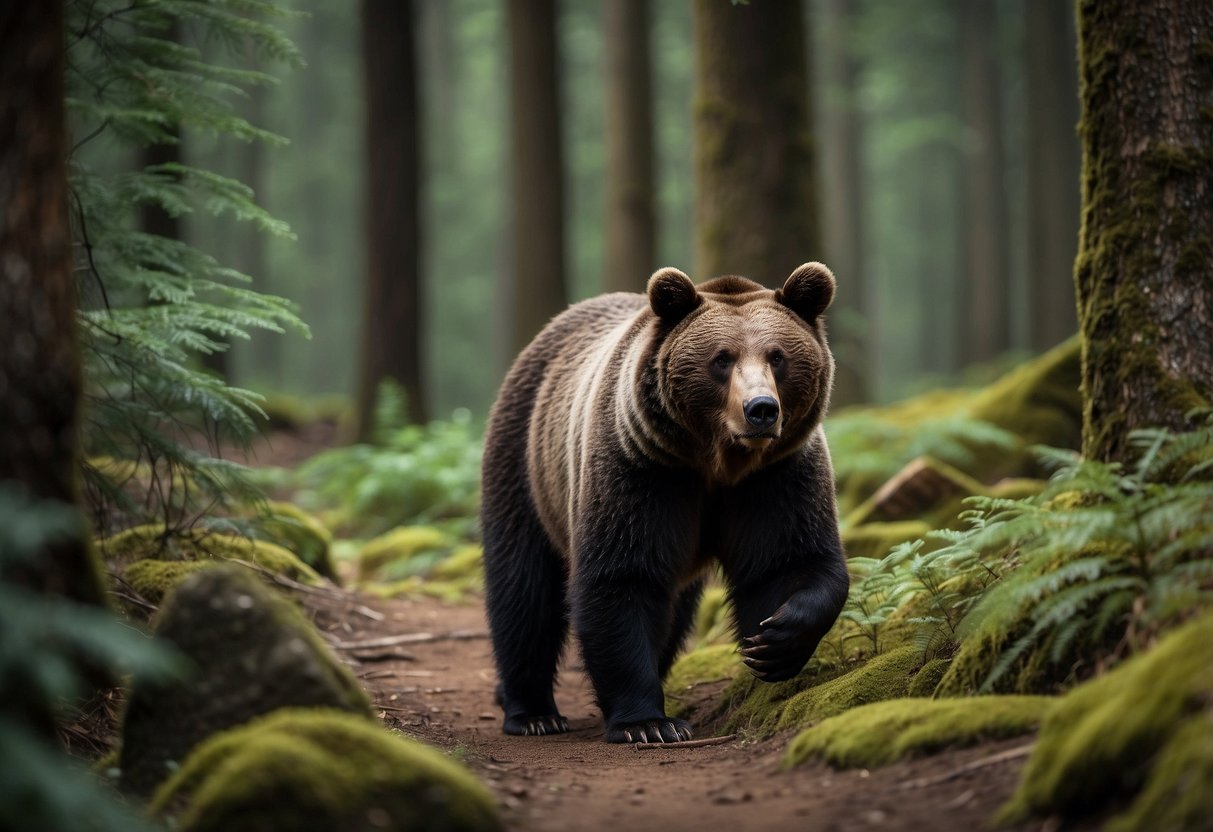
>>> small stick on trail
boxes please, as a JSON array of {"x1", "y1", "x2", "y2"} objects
[{"x1": 634, "y1": 734, "x2": 737, "y2": 751}]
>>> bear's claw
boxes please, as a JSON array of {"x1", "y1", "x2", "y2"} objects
[
  {"x1": 504, "y1": 714, "x2": 570, "y2": 736},
  {"x1": 607, "y1": 718, "x2": 692, "y2": 744}
]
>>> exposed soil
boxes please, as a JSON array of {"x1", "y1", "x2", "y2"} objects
[{"x1": 302, "y1": 587, "x2": 1040, "y2": 832}]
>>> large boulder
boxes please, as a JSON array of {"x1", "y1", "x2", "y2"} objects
[{"x1": 118, "y1": 567, "x2": 369, "y2": 797}]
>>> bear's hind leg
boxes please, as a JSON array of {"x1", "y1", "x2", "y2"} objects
[{"x1": 482, "y1": 509, "x2": 571, "y2": 737}]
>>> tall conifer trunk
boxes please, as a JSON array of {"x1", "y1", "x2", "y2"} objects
[
  {"x1": 0, "y1": 4, "x2": 105, "y2": 604},
  {"x1": 1075, "y1": 0, "x2": 1213, "y2": 463},
  {"x1": 692, "y1": 0, "x2": 819, "y2": 287}
]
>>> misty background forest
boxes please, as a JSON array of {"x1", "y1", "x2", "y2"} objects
[
  {"x1": 2, "y1": 1, "x2": 1211, "y2": 831},
  {"x1": 90, "y1": 0, "x2": 1082, "y2": 417}
]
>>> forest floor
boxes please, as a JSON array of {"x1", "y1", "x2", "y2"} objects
[
  {"x1": 302, "y1": 587, "x2": 1037, "y2": 832},
  {"x1": 237, "y1": 428, "x2": 1040, "y2": 832}
]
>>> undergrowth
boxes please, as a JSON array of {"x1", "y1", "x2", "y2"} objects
[
  {"x1": 836, "y1": 412, "x2": 1213, "y2": 691},
  {"x1": 292, "y1": 383, "x2": 483, "y2": 538}
]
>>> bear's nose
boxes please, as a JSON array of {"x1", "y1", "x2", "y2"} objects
[{"x1": 743, "y1": 396, "x2": 780, "y2": 430}]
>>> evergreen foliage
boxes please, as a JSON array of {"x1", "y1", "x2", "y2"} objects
[
  {"x1": 840, "y1": 412, "x2": 1213, "y2": 691},
  {"x1": 0, "y1": 487, "x2": 180, "y2": 832},
  {"x1": 66, "y1": 0, "x2": 307, "y2": 530}
]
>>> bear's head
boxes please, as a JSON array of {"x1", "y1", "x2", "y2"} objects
[{"x1": 646, "y1": 263, "x2": 836, "y2": 484}]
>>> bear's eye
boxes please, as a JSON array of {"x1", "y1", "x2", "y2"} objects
[
  {"x1": 712, "y1": 352, "x2": 734, "y2": 372},
  {"x1": 769, "y1": 350, "x2": 784, "y2": 367}
]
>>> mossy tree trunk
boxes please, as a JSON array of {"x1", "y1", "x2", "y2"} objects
[
  {"x1": 0, "y1": 4, "x2": 106, "y2": 605},
  {"x1": 957, "y1": 0, "x2": 1011, "y2": 366},
  {"x1": 1025, "y1": 0, "x2": 1080, "y2": 352},
  {"x1": 602, "y1": 0, "x2": 656, "y2": 294},
  {"x1": 817, "y1": 0, "x2": 868, "y2": 405},
  {"x1": 506, "y1": 0, "x2": 567, "y2": 358},
  {"x1": 1075, "y1": 0, "x2": 1213, "y2": 463},
  {"x1": 357, "y1": 0, "x2": 426, "y2": 437},
  {"x1": 692, "y1": 0, "x2": 819, "y2": 287}
]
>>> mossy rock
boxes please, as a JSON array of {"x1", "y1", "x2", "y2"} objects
[
  {"x1": 247, "y1": 502, "x2": 337, "y2": 582},
  {"x1": 118, "y1": 567, "x2": 370, "y2": 797},
  {"x1": 720, "y1": 645, "x2": 929, "y2": 737},
  {"x1": 905, "y1": 657, "x2": 950, "y2": 698},
  {"x1": 98, "y1": 524, "x2": 322, "y2": 588},
  {"x1": 149, "y1": 709, "x2": 501, "y2": 832},
  {"x1": 664, "y1": 643, "x2": 745, "y2": 719},
  {"x1": 784, "y1": 695, "x2": 1051, "y2": 770},
  {"x1": 260, "y1": 392, "x2": 352, "y2": 432},
  {"x1": 841, "y1": 520, "x2": 933, "y2": 561},
  {"x1": 358, "y1": 526, "x2": 454, "y2": 582},
  {"x1": 366, "y1": 544, "x2": 484, "y2": 601},
  {"x1": 999, "y1": 613, "x2": 1213, "y2": 828}
]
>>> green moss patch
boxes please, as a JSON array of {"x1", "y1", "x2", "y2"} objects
[
  {"x1": 119, "y1": 567, "x2": 370, "y2": 797},
  {"x1": 842, "y1": 520, "x2": 933, "y2": 560},
  {"x1": 1000, "y1": 613, "x2": 1213, "y2": 827},
  {"x1": 123, "y1": 559, "x2": 214, "y2": 605},
  {"x1": 248, "y1": 502, "x2": 337, "y2": 582},
  {"x1": 357, "y1": 525, "x2": 455, "y2": 582},
  {"x1": 98, "y1": 524, "x2": 322, "y2": 589},
  {"x1": 149, "y1": 708, "x2": 500, "y2": 832},
  {"x1": 692, "y1": 584, "x2": 733, "y2": 645},
  {"x1": 784, "y1": 695, "x2": 1050, "y2": 770},
  {"x1": 719, "y1": 645, "x2": 932, "y2": 737},
  {"x1": 664, "y1": 643, "x2": 745, "y2": 719}
]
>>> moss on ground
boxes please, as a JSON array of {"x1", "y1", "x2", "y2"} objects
[
  {"x1": 249, "y1": 502, "x2": 337, "y2": 582},
  {"x1": 692, "y1": 584, "x2": 733, "y2": 645},
  {"x1": 123, "y1": 559, "x2": 214, "y2": 605},
  {"x1": 664, "y1": 643, "x2": 744, "y2": 719},
  {"x1": 357, "y1": 525, "x2": 454, "y2": 582},
  {"x1": 720, "y1": 645, "x2": 931, "y2": 737},
  {"x1": 98, "y1": 524, "x2": 322, "y2": 589},
  {"x1": 149, "y1": 708, "x2": 500, "y2": 832},
  {"x1": 119, "y1": 567, "x2": 369, "y2": 798},
  {"x1": 366, "y1": 543, "x2": 484, "y2": 602},
  {"x1": 841, "y1": 520, "x2": 933, "y2": 560},
  {"x1": 784, "y1": 695, "x2": 1050, "y2": 769},
  {"x1": 1000, "y1": 613, "x2": 1213, "y2": 828},
  {"x1": 905, "y1": 657, "x2": 950, "y2": 698}
]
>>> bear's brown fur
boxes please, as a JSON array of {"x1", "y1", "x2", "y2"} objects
[{"x1": 481, "y1": 264, "x2": 849, "y2": 743}]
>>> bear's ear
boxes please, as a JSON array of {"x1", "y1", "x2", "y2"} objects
[
  {"x1": 776, "y1": 262, "x2": 836, "y2": 322},
  {"x1": 647, "y1": 267, "x2": 701, "y2": 324}
]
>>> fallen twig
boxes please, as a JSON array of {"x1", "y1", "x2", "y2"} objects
[
  {"x1": 346, "y1": 649, "x2": 417, "y2": 663},
  {"x1": 894, "y1": 743, "x2": 1035, "y2": 790},
  {"x1": 634, "y1": 734, "x2": 736, "y2": 750}
]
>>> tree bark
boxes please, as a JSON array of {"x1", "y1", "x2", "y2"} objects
[
  {"x1": 506, "y1": 0, "x2": 567, "y2": 358},
  {"x1": 1025, "y1": 0, "x2": 1080, "y2": 353},
  {"x1": 692, "y1": 0, "x2": 819, "y2": 287},
  {"x1": 603, "y1": 0, "x2": 656, "y2": 294},
  {"x1": 1075, "y1": 0, "x2": 1213, "y2": 463},
  {"x1": 817, "y1": 0, "x2": 868, "y2": 405},
  {"x1": 357, "y1": 0, "x2": 426, "y2": 438},
  {"x1": 0, "y1": 3, "x2": 105, "y2": 605},
  {"x1": 957, "y1": 0, "x2": 1011, "y2": 366}
]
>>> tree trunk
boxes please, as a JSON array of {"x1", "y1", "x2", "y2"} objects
[
  {"x1": 1075, "y1": 0, "x2": 1213, "y2": 463},
  {"x1": 957, "y1": 0, "x2": 1010, "y2": 366},
  {"x1": 357, "y1": 0, "x2": 426, "y2": 438},
  {"x1": 0, "y1": 3, "x2": 105, "y2": 605},
  {"x1": 692, "y1": 0, "x2": 819, "y2": 287},
  {"x1": 1025, "y1": 0, "x2": 1080, "y2": 353},
  {"x1": 817, "y1": 0, "x2": 868, "y2": 405},
  {"x1": 603, "y1": 0, "x2": 656, "y2": 294},
  {"x1": 506, "y1": 0, "x2": 567, "y2": 358}
]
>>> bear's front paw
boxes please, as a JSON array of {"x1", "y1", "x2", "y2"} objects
[
  {"x1": 503, "y1": 714, "x2": 571, "y2": 736},
  {"x1": 739, "y1": 604, "x2": 825, "y2": 682},
  {"x1": 606, "y1": 717, "x2": 692, "y2": 744}
]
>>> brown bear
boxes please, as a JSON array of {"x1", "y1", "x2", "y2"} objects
[{"x1": 481, "y1": 263, "x2": 849, "y2": 743}]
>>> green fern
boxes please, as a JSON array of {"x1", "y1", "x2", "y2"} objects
[
  {"x1": 841, "y1": 411, "x2": 1213, "y2": 693},
  {"x1": 67, "y1": 0, "x2": 308, "y2": 531}
]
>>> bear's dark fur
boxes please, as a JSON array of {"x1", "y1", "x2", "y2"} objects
[{"x1": 481, "y1": 263, "x2": 849, "y2": 743}]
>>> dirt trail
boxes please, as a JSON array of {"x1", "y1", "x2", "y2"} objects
[{"x1": 305, "y1": 589, "x2": 1035, "y2": 832}]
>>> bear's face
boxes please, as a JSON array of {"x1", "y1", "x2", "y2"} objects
[{"x1": 647, "y1": 264, "x2": 835, "y2": 484}]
